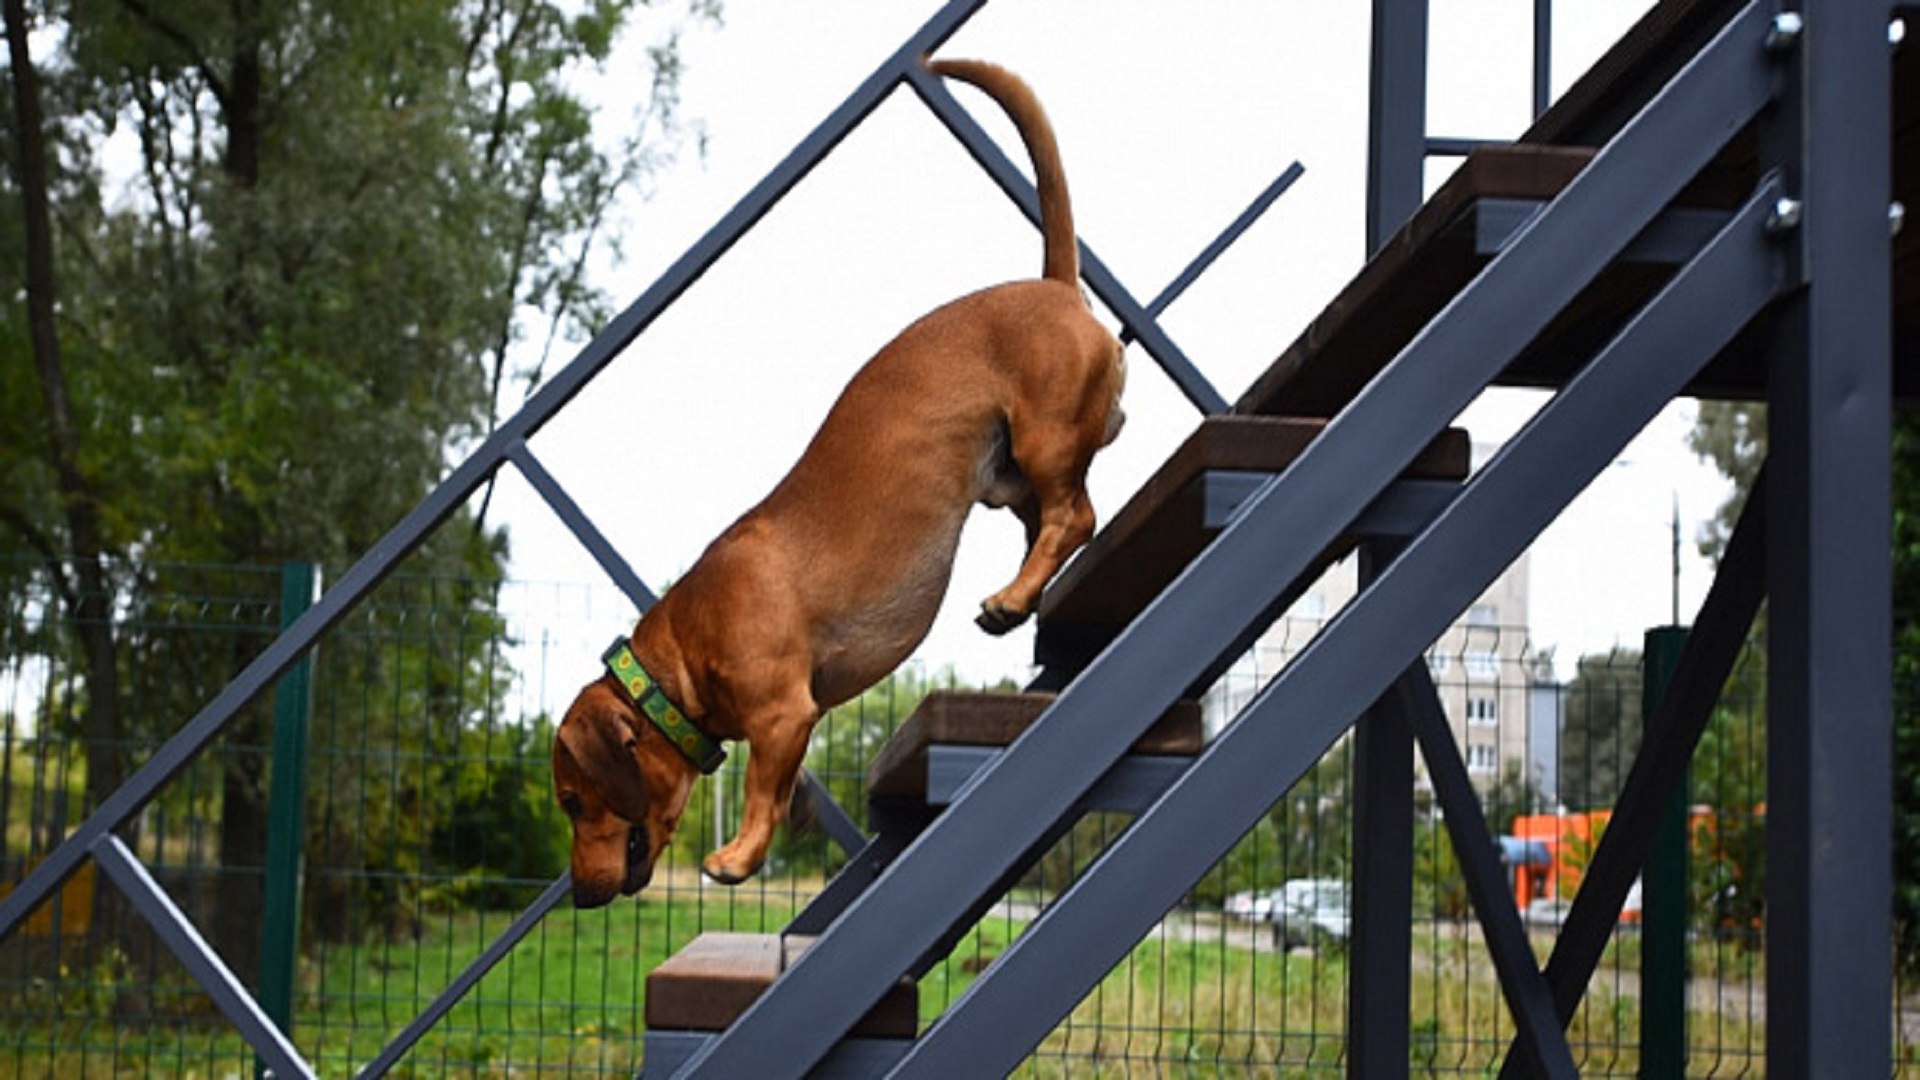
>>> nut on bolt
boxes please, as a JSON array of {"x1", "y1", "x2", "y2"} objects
[
  {"x1": 1766, "y1": 196, "x2": 1804, "y2": 235},
  {"x1": 1766, "y1": 11, "x2": 1805, "y2": 53},
  {"x1": 1893, "y1": 202, "x2": 1908, "y2": 238}
]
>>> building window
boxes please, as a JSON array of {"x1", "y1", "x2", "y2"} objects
[
  {"x1": 1467, "y1": 603, "x2": 1499, "y2": 627},
  {"x1": 1465, "y1": 651, "x2": 1499, "y2": 680},
  {"x1": 1467, "y1": 696, "x2": 1498, "y2": 725},
  {"x1": 1467, "y1": 744, "x2": 1498, "y2": 772},
  {"x1": 1427, "y1": 651, "x2": 1451, "y2": 676}
]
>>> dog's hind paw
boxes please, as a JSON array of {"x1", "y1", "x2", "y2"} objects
[{"x1": 976, "y1": 600, "x2": 1032, "y2": 636}]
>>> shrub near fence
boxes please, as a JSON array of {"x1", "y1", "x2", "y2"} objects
[{"x1": 1, "y1": 557, "x2": 1915, "y2": 1076}]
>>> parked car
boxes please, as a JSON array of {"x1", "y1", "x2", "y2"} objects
[
  {"x1": 1524, "y1": 896, "x2": 1573, "y2": 927},
  {"x1": 1270, "y1": 878, "x2": 1350, "y2": 949},
  {"x1": 1224, "y1": 888, "x2": 1280, "y2": 921}
]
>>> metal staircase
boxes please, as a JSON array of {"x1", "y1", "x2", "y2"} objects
[{"x1": 0, "y1": 1, "x2": 1899, "y2": 1077}]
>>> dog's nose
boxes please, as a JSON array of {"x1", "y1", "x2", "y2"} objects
[{"x1": 572, "y1": 879, "x2": 616, "y2": 909}]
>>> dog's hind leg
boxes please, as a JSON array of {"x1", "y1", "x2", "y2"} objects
[{"x1": 977, "y1": 426, "x2": 1097, "y2": 636}]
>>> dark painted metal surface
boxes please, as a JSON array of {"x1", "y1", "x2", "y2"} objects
[
  {"x1": 1127, "y1": 160, "x2": 1306, "y2": 338},
  {"x1": 905, "y1": 65, "x2": 1227, "y2": 415},
  {"x1": 891, "y1": 171, "x2": 1785, "y2": 1080},
  {"x1": 356, "y1": 875, "x2": 573, "y2": 1078},
  {"x1": 1399, "y1": 669, "x2": 1576, "y2": 1079},
  {"x1": 1369, "y1": 0, "x2": 1430, "y2": 254},
  {"x1": 91, "y1": 835, "x2": 316, "y2": 1080},
  {"x1": 1346, "y1": 542, "x2": 1414, "y2": 1080},
  {"x1": 508, "y1": 439, "x2": 657, "y2": 611},
  {"x1": 258, "y1": 562, "x2": 319, "y2": 1079},
  {"x1": 1639, "y1": 625, "x2": 1691, "y2": 1079},
  {"x1": 1762, "y1": 1, "x2": 1895, "y2": 1074}
]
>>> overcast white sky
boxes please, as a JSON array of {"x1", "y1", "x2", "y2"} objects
[{"x1": 486, "y1": 0, "x2": 1736, "y2": 704}]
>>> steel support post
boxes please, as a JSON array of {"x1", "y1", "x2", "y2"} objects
[
  {"x1": 1368, "y1": 0, "x2": 1430, "y2": 255},
  {"x1": 1346, "y1": 542, "x2": 1413, "y2": 1079},
  {"x1": 1762, "y1": 2, "x2": 1894, "y2": 1075},
  {"x1": 258, "y1": 561, "x2": 319, "y2": 1080},
  {"x1": 1639, "y1": 625, "x2": 1690, "y2": 1079}
]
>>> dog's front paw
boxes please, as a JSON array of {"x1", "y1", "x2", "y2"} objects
[
  {"x1": 976, "y1": 599, "x2": 1033, "y2": 636},
  {"x1": 701, "y1": 850, "x2": 758, "y2": 886}
]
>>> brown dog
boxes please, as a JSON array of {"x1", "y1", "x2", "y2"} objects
[{"x1": 552, "y1": 58, "x2": 1125, "y2": 908}]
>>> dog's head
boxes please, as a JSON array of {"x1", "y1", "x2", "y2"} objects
[{"x1": 552, "y1": 679, "x2": 697, "y2": 908}]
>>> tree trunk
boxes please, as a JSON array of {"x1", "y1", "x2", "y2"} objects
[
  {"x1": 207, "y1": 0, "x2": 274, "y2": 976},
  {"x1": 4, "y1": 0, "x2": 138, "y2": 994}
]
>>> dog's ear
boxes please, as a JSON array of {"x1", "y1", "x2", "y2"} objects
[{"x1": 558, "y1": 705, "x2": 650, "y2": 822}]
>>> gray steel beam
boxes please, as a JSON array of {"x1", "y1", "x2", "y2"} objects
[
  {"x1": 1399, "y1": 668, "x2": 1575, "y2": 1078},
  {"x1": 1346, "y1": 544, "x2": 1414, "y2": 1080},
  {"x1": 1369, "y1": 0, "x2": 1430, "y2": 254},
  {"x1": 90, "y1": 835, "x2": 315, "y2": 1080},
  {"x1": 507, "y1": 439, "x2": 656, "y2": 611},
  {"x1": 0, "y1": 0, "x2": 993, "y2": 942},
  {"x1": 356, "y1": 874, "x2": 572, "y2": 1078},
  {"x1": 671, "y1": 12, "x2": 1778, "y2": 1073},
  {"x1": 893, "y1": 176, "x2": 1786, "y2": 1080},
  {"x1": 904, "y1": 65, "x2": 1228, "y2": 415},
  {"x1": 1763, "y1": 1, "x2": 1895, "y2": 1075},
  {"x1": 1128, "y1": 161, "x2": 1306, "y2": 338}
]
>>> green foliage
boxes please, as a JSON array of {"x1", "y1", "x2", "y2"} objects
[
  {"x1": 430, "y1": 717, "x2": 571, "y2": 910},
  {"x1": 1893, "y1": 412, "x2": 1920, "y2": 970},
  {"x1": 1691, "y1": 709, "x2": 1766, "y2": 938},
  {"x1": 1557, "y1": 648, "x2": 1643, "y2": 812},
  {"x1": 2, "y1": 0, "x2": 720, "y2": 954}
]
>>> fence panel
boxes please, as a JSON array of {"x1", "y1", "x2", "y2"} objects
[{"x1": 2, "y1": 555, "x2": 1912, "y2": 1075}]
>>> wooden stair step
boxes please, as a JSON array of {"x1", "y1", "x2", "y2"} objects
[
  {"x1": 645, "y1": 932, "x2": 917, "y2": 1037},
  {"x1": 1032, "y1": 415, "x2": 1467, "y2": 675},
  {"x1": 1234, "y1": 142, "x2": 1763, "y2": 416},
  {"x1": 866, "y1": 691, "x2": 1203, "y2": 801}
]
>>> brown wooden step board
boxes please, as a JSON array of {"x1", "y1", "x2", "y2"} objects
[
  {"x1": 1032, "y1": 415, "x2": 1468, "y2": 678},
  {"x1": 1233, "y1": 143, "x2": 1766, "y2": 417},
  {"x1": 646, "y1": 932, "x2": 917, "y2": 1037},
  {"x1": 866, "y1": 691, "x2": 1203, "y2": 805}
]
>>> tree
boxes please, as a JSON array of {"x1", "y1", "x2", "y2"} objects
[
  {"x1": 2, "y1": 0, "x2": 718, "y2": 977},
  {"x1": 1556, "y1": 648, "x2": 1642, "y2": 812},
  {"x1": 1690, "y1": 401, "x2": 1920, "y2": 969}
]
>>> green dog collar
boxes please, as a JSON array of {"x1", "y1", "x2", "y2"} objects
[{"x1": 602, "y1": 637, "x2": 726, "y2": 775}]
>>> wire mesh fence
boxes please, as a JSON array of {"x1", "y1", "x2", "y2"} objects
[{"x1": 1, "y1": 555, "x2": 1914, "y2": 1076}]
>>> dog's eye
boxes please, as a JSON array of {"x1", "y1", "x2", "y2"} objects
[{"x1": 559, "y1": 793, "x2": 584, "y2": 818}]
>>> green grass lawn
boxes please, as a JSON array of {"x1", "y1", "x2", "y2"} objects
[{"x1": 1, "y1": 884, "x2": 1779, "y2": 1078}]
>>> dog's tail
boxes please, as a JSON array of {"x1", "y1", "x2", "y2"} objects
[{"x1": 926, "y1": 58, "x2": 1079, "y2": 287}]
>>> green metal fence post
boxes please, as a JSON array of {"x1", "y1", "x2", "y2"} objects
[
  {"x1": 1641, "y1": 625, "x2": 1689, "y2": 1078},
  {"x1": 258, "y1": 561, "x2": 318, "y2": 1077}
]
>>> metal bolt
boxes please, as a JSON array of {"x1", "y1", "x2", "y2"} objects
[
  {"x1": 1893, "y1": 201, "x2": 1907, "y2": 238},
  {"x1": 1766, "y1": 11, "x2": 1805, "y2": 53},
  {"x1": 1893, "y1": 17, "x2": 1908, "y2": 49},
  {"x1": 1767, "y1": 196, "x2": 1804, "y2": 235}
]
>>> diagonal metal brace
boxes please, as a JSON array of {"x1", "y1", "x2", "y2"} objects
[
  {"x1": 90, "y1": 835, "x2": 316, "y2": 1080},
  {"x1": 1397, "y1": 667, "x2": 1577, "y2": 1078},
  {"x1": 1496, "y1": 466, "x2": 1768, "y2": 1079},
  {"x1": 905, "y1": 63, "x2": 1229, "y2": 415}
]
